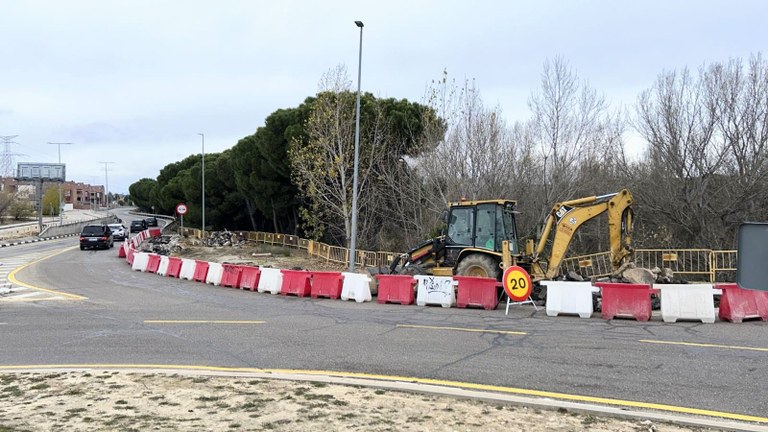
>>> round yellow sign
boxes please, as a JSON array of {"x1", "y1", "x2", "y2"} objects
[{"x1": 503, "y1": 265, "x2": 533, "y2": 302}]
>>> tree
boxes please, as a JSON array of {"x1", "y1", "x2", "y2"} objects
[
  {"x1": 41, "y1": 187, "x2": 60, "y2": 216},
  {"x1": 128, "y1": 178, "x2": 159, "y2": 212},
  {"x1": 9, "y1": 200, "x2": 34, "y2": 220},
  {"x1": 0, "y1": 191, "x2": 16, "y2": 223},
  {"x1": 289, "y1": 65, "x2": 440, "y2": 249},
  {"x1": 633, "y1": 54, "x2": 768, "y2": 248}
]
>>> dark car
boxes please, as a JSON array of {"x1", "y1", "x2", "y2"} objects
[
  {"x1": 145, "y1": 216, "x2": 159, "y2": 227},
  {"x1": 108, "y1": 223, "x2": 128, "y2": 241},
  {"x1": 130, "y1": 219, "x2": 147, "y2": 233},
  {"x1": 79, "y1": 224, "x2": 114, "y2": 250}
]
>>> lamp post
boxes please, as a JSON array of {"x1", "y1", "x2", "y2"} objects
[
  {"x1": 349, "y1": 20, "x2": 364, "y2": 272},
  {"x1": 198, "y1": 133, "x2": 205, "y2": 236},
  {"x1": 99, "y1": 161, "x2": 114, "y2": 210},
  {"x1": 47, "y1": 142, "x2": 72, "y2": 225}
]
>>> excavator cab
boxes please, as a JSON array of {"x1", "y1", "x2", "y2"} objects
[{"x1": 441, "y1": 200, "x2": 520, "y2": 278}]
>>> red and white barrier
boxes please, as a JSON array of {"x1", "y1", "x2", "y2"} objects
[
  {"x1": 257, "y1": 267, "x2": 283, "y2": 294},
  {"x1": 131, "y1": 252, "x2": 150, "y2": 272},
  {"x1": 541, "y1": 281, "x2": 597, "y2": 318},
  {"x1": 415, "y1": 275, "x2": 456, "y2": 308},
  {"x1": 340, "y1": 272, "x2": 372, "y2": 303},
  {"x1": 205, "y1": 262, "x2": 224, "y2": 286},
  {"x1": 179, "y1": 258, "x2": 197, "y2": 280},
  {"x1": 157, "y1": 256, "x2": 170, "y2": 276}
]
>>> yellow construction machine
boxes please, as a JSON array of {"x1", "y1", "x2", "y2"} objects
[{"x1": 390, "y1": 189, "x2": 634, "y2": 284}]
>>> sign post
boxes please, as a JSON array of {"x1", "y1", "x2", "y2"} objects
[
  {"x1": 502, "y1": 265, "x2": 538, "y2": 315},
  {"x1": 176, "y1": 203, "x2": 188, "y2": 234}
]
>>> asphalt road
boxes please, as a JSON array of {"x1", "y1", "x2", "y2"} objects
[{"x1": 0, "y1": 213, "x2": 766, "y2": 423}]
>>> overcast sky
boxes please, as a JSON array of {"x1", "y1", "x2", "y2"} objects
[{"x1": 1, "y1": 0, "x2": 766, "y2": 193}]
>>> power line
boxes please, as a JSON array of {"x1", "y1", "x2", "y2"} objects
[{"x1": 0, "y1": 135, "x2": 24, "y2": 178}]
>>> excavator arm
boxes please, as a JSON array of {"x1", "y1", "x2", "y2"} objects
[{"x1": 529, "y1": 189, "x2": 634, "y2": 280}]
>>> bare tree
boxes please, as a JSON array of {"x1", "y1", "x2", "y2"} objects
[{"x1": 633, "y1": 54, "x2": 768, "y2": 248}]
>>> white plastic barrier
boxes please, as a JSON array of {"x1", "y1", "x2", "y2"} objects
[
  {"x1": 541, "y1": 281, "x2": 597, "y2": 318},
  {"x1": 415, "y1": 275, "x2": 456, "y2": 308},
  {"x1": 131, "y1": 252, "x2": 150, "y2": 272},
  {"x1": 157, "y1": 256, "x2": 170, "y2": 276},
  {"x1": 340, "y1": 272, "x2": 372, "y2": 303},
  {"x1": 657, "y1": 283, "x2": 716, "y2": 323},
  {"x1": 206, "y1": 262, "x2": 224, "y2": 286},
  {"x1": 257, "y1": 267, "x2": 283, "y2": 294},
  {"x1": 179, "y1": 258, "x2": 197, "y2": 281}
]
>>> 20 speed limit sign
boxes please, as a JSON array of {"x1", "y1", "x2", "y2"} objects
[
  {"x1": 503, "y1": 265, "x2": 533, "y2": 302},
  {"x1": 176, "y1": 203, "x2": 188, "y2": 215}
]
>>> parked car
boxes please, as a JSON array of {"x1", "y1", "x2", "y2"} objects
[
  {"x1": 130, "y1": 219, "x2": 147, "y2": 233},
  {"x1": 79, "y1": 224, "x2": 114, "y2": 250},
  {"x1": 145, "y1": 216, "x2": 159, "y2": 227},
  {"x1": 108, "y1": 223, "x2": 127, "y2": 241}
]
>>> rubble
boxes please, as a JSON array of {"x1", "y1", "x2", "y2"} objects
[
  {"x1": 201, "y1": 230, "x2": 247, "y2": 247},
  {"x1": 140, "y1": 235, "x2": 184, "y2": 256}
]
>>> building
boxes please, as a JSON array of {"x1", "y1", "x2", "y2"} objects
[{"x1": 0, "y1": 177, "x2": 106, "y2": 209}]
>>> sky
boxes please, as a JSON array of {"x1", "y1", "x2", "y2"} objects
[{"x1": 1, "y1": 0, "x2": 766, "y2": 193}]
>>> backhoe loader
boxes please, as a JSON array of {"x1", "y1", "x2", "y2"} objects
[{"x1": 389, "y1": 189, "x2": 634, "y2": 284}]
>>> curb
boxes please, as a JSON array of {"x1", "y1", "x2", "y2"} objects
[{"x1": 0, "y1": 234, "x2": 78, "y2": 248}]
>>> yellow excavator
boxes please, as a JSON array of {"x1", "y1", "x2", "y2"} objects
[{"x1": 389, "y1": 189, "x2": 634, "y2": 283}]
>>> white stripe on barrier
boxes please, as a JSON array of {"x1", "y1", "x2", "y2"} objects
[
  {"x1": 415, "y1": 275, "x2": 456, "y2": 308},
  {"x1": 656, "y1": 283, "x2": 716, "y2": 323},
  {"x1": 206, "y1": 262, "x2": 223, "y2": 286},
  {"x1": 157, "y1": 256, "x2": 170, "y2": 276},
  {"x1": 541, "y1": 281, "x2": 597, "y2": 318},
  {"x1": 257, "y1": 267, "x2": 282, "y2": 294},
  {"x1": 340, "y1": 272, "x2": 372, "y2": 303},
  {"x1": 179, "y1": 258, "x2": 197, "y2": 280},
  {"x1": 131, "y1": 252, "x2": 150, "y2": 272}
]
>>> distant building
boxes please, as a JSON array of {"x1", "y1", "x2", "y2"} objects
[{"x1": 0, "y1": 177, "x2": 106, "y2": 209}]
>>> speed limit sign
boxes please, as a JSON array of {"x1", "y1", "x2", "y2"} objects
[
  {"x1": 503, "y1": 265, "x2": 533, "y2": 302},
  {"x1": 176, "y1": 203, "x2": 188, "y2": 215}
]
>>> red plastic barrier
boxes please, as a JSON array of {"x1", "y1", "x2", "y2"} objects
[
  {"x1": 193, "y1": 260, "x2": 210, "y2": 282},
  {"x1": 166, "y1": 257, "x2": 183, "y2": 278},
  {"x1": 148, "y1": 228, "x2": 161, "y2": 237},
  {"x1": 454, "y1": 275, "x2": 500, "y2": 310},
  {"x1": 221, "y1": 264, "x2": 244, "y2": 288},
  {"x1": 375, "y1": 274, "x2": 416, "y2": 305},
  {"x1": 595, "y1": 282, "x2": 654, "y2": 321},
  {"x1": 310, "y1": 271, "x2": 343, "y2": 299},
  {"x1": 281, "y1": 269, "x2": 312, "y2": 297},
  {"x1": 146, "y1": 254, "x2": 161, "y2": 273},
  {"x1": 239, "y1": 266, "x2": 261, "y2": 291},
  {"x1": 717, "y1": 283, "x2": 768, "y2": 323},
  {"x1": 126, "y1": 247, "x2": 135, "y2": 265}
]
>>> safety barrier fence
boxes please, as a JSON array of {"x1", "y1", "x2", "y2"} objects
[
  {"x1": 122, "y1": 230, "x2": 768, "y2": 325},
  {"x1": 180, "y1": 227, "x2": 738, "y2": 282}
]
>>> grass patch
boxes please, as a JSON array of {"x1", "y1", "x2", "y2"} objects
[
  {"x1": 1, "y1": 387, "x2": 22, "y2": 397},
  {"x1": 310, "y1": 382, "x2": 328, "y2": 388},
  {"x1": 374, "y1": 390, "x2": 386, "y2": 395},
  {"x1": 66, "y1": 408, "x2": 87, "y2": 414},
  {"x1": 114, "y1": 400, "x2": 128, "y2": 405},
  {"x1": 196, "y1": 396, "x2": 220, "y2": 402},
  {"x1": 191, "y1": 377, "x2": 209, "y2": 384},
  {"x1": 29, "y1": 383, "x2": 49, "y2": 391},
  {"x1": 64, "y1": 389, "x2": 84, "y2": 396}
]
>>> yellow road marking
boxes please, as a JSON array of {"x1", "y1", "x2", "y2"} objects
[
  {"x1": 0, "y1": 364, "x2": 764, "y2": 424},
  {"x1": 144, "y1": 320, "x2": 266, "y2": 324},
  {"x1": 396, "y1": 324, "x2": 526, "y2": 335},
  {"x1": 6, "y1": 247, "x2": 87, "y2": 301},
  {"x1": 640, "y1": 339, "x2": 768, "y2": 352}
]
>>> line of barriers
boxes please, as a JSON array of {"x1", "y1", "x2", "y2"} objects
[
  {"x1": 180, "y1": 227, "x2": 739, "y2": 283},
  {"x1": 122, "y1": 229, "x2": 767, "y2": 324}
]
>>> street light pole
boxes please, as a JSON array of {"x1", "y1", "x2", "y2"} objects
[
  {"x1": 198, "y1": 133, "x2": 205, "y2": 236},
  {"x1": 99, "y1": 162, "x2": 115, "y2": 210},
  {"x1": 47, "y1": 142, "x2": 73, "y2": 225},
  {"x1": 349, "y1": 20, "x2": 364, "y2": 272}
]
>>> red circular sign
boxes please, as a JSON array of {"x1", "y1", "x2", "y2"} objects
[
  {"x1": 176, "y1": 203, "x2": 188, "y2": 215},
  {"x1": 503, "y1": 265, "x2": 533, "y2": 302}
]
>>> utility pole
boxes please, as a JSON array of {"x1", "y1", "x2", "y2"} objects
[
  {"x1": 99, "y1": 162, "x2": 115, "y2": 210},
  {"x1": 47, "y1": 142, "x2": 73, "y2": 225}
]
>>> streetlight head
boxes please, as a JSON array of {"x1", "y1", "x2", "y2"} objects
[
  {"x1": 354, "y1": 20, "x2": 364, "y2": 28},
  {"x1": 197, "y1": 133, "x2": 204, "y2": 137}
]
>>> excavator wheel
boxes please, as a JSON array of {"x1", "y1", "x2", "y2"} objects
[{"x1": 456, "y1": 254, "x2": 499, "y2": 279}]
